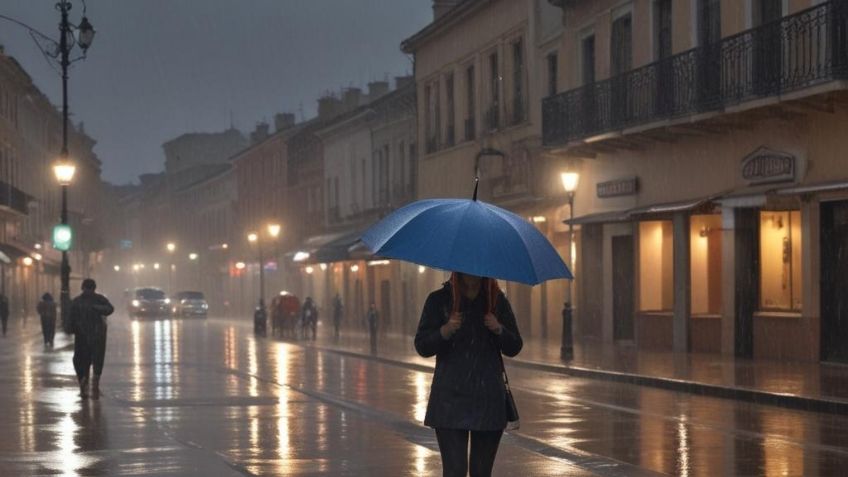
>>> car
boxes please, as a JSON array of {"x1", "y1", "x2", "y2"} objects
[
  {"x1": 128, "y1": 287, "x2": 171, "y2": 319},
  {"x1": 172, "y1": 291, "x2": 208, "y2": 318}
]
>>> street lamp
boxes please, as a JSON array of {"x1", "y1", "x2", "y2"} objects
[
  {"x1": 166, "y1": 242, "x2": 176, "y2": 292},
  {"x1": 53, "y1": 160, "x2": 76, "y2": 331},
  {"x1": 560, "y1": 171, "x2": 580, "y2": 360},
  {"x1": 248, "y1": 224, "x2": 280, "y2": 310}
]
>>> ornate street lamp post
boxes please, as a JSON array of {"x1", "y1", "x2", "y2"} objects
[{"x1": 560, "y1": 171, "x2": 579, "y2": 360}]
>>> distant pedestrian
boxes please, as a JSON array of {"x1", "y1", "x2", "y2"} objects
[
  {"x1": 0, "y1": 293, "x2": 8, "y2": 336},
  {"x1": 414, "y1": 272, "x2": 523, "y2": 477},
  {"x1": 37, "y1": 293, "x2": 57, "y2": 348},
  {"x1": 254, "y1": 300, "x2": 267, "y2": 336},
  {"x1": 301, "y1": 297, "x2": 318, "y2": 340},
  {"x1": 366, "y1": 302, "x2": 379, "y2": 352},
  {"x1": 332, "y1": 294, "x2": 343, "y2": 340},
  {"x1": 67, "y1": 279, "x2": 114, "y2": 400}
]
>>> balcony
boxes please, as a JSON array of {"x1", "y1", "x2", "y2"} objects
[
  {"x1": 543, "y1": 2, "x2": 848, "y2": 147},
  {"x1": 0, "y1": 181, "x2": 29, "y2": 216}
]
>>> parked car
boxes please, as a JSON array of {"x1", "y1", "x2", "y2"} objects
[
  {"x1": 128, "y1": 287, "x2": 171, "y2": 319},
  {"x1": 172, "y1": 291, "x2": 208, "y2": 318}
]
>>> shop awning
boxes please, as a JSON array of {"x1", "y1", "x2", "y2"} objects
[
  {"x1": 565, "y1": 210, "x2": 631, "y2": 225},
  {"x1": 775, "y1": 180, "x2": 848, "y2": 196},
  {"x1": 311, "y1": 229, "x2": 368, "y2": 264},
  {"x1": 286, "y1": 231, "x2": 352, "y2": 263},
  {"x1": 0, "y1": 242, "x2": 31, "y2": 262},
  {"x1": 628, "y1": 195, "x2": 719, "y2": 217}
]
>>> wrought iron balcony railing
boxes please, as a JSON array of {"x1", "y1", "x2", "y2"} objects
[{"x1": 543, "y1": 1, "x2": 848, "y2": 146}]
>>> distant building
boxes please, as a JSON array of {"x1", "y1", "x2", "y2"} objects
[{"x1": 0, "y1": 47, "x2": 107, "y2": 314}]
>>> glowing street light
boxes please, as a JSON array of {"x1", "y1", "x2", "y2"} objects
[
  {"x1": 113, "y1": 265, "x2": 121, "y2": 272},
  {"x1": 267, "y1": 223, "x2": 281, "y2": 238},
  {"x1": 166, "y1": 242, "x2": 176, "y2": 253},
  {"x1": 189, "y1": 253, "x2": 198, "y2": 261}
]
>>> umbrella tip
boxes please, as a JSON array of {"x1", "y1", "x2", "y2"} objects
[{"x1": 472, "y1": 177, "x2": 479, "y2": 201}]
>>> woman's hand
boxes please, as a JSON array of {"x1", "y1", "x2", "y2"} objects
[
  {"x1": 440, "y1": 312, "x2": 463, "y2": 339},
  {"x1": 484, "y1": 313, "x2": 503, "y2": 335}
]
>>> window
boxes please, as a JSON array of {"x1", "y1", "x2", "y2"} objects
[
  {"x1": 487, "y1": 52, "x2": 500, "y2": 130},
  {"x1": 445, "y1": 72, "x2": 455, "y2": 146},
  {"x1": 581, "y1": 35, "x2": 596, "y2": 85},
  {"x1": 611, "y1": 13, "x2": 633, "y2": 75},
  {"x1": 760, "y1": 210, "x2": 802, "y2": 311},
  {"x1": 655, "y1": 0, "x2": 672, "y2": 60},
  {"x1": 546, "y1": 52, "x2": 558, "y2": 97},
  {"x1": 698, "y1": 0, "x2": 721, "y2": 46},
  {"x1": 690, "y1": 215, "x2": 722, "y2": 315},
  {"x1": 511, "y1": 38, "x2": 525, "y2": 125},
  {"x1": 639, "y1": 221, "x2": 674, "y2": 311},
  {"x1": 424, "y1": 81, "x2": 440, "y2": 153},
  {"x1": 397, "y1": 141, "x2": 406, "y2": 197},
  {"x1": 465, "y1": 65, "x2": 476, "y2": 141}
]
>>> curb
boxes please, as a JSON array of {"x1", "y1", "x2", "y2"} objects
[{"x1": 300, "y1": 340, "x2": 848, "y2": 415}]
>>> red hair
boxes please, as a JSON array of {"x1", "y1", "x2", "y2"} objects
[{"x1": 450, "y1": 272, "x2": 500, "y2": 314}]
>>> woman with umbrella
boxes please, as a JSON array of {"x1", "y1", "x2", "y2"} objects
[
  {"x1": 362, "y1": 180, "x2": 572, "y2": 476},
  {"x1": 415, "y1": 272, "x2": 521, "y2": 477}
]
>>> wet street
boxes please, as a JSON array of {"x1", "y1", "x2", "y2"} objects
[{"x1": 1, "y1": 317, "x2": 847, "y2": 476}]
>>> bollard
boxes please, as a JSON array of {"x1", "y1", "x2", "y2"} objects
[{"x1": 560, "y1": 301, "x2": 573, "y2": 360}]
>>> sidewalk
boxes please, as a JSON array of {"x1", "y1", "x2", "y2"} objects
[{"x1": 293, "y1": 325, "x2": 848, "y2": 414}]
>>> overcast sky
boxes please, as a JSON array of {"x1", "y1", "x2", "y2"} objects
[{"x1": 0, "y1": 1, "x2": 432, "y2": 184}]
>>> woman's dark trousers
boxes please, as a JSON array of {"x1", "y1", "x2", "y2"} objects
[
  {"x1": 73, "y1": 329, "x2": 107, "y2": 381},
  {"x1": 435, "y1": 428, "x2": 503, "y2": 477}
]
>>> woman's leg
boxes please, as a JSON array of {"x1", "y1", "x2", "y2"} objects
[
  {"x1": 435, "y1": 428, "x2": 469, "y2": 477},
  {"x1": 468, "y1": 430, "x2": 503, "y2": 477}
]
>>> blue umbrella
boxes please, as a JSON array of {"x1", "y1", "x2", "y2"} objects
[{"x1": 360, "y1": 198, "x2": 573, "y2": 285}]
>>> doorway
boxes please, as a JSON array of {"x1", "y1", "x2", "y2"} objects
[
  {"x1": 821, "y1": 200, "x2": 848, "y2": 362},
  {"x1": 612, "y1": 235, "x2": 635, "y2": 341}
]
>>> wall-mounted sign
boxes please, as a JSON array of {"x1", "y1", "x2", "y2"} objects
[
  {"x1": 597, "y1": 177, "x2": 638, "y2": 198},
  {"x1": 741, "y1": 147, "x2": 796, "y2": 184}
]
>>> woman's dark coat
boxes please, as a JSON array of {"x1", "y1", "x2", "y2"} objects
[{"x1": 414, "y1": 283, "x2": 522, "y2": 431}]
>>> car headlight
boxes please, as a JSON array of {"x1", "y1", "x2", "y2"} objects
[
  {"x1": 131, "y1": 300, "x2": 140, "y2": 307},
  {"x1": 201, "y1": 303, "x2": 209, "y2": 310},
  {"x1": 181, "y1": 299, "x2": 187, "y2": 305},
  {"x1": 164, "y1": 298, "x2": 171, "y2": 304}
]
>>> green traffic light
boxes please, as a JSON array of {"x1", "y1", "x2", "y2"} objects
[{"x1": 53, "y1": 224, "x2": 73, "y2": 251}]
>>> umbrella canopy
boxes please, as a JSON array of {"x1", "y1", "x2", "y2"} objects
[{"x1": 361, "y1": 199, "x2": 573, "y2": 285}]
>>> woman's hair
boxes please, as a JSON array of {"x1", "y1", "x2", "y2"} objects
[
  {"x1": 449, "y1": 272, "x2": 501, "y2": 314},
  {"x1": 42, "y1": 293, "x2": 53, "y2": 302}
]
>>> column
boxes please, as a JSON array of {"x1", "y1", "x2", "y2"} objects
[{"x1": 673, "y1": 212, "x2": 691, "y2": 353}]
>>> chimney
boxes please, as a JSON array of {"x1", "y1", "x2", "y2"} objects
[
  {"x1": 367, "y1": 81, "x2": 390, "y2": 100},
  {"x1": 342, "y1": 87, "x2": 363, "y2": 110},
  {"x1": 433, "y1": 0, "x2": 461, "y2": 19},
  {"x1": 318, "y1": 95, "x2": 343, "y2": 119},
  {"x1": 274, "y1": 113, "x2": 296, "y2": 132},
  {"x1": 250, "y1": 122, "x2": 270, "y2": 145},
  {"x1": 395, "y1": 75, "x2": 414, "y2": 90}
]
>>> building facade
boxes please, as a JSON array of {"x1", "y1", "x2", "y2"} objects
[
  {"x1": 402, "y1": 0, "x2": 569, "y2": 343},
  {"x1": 0, "y1": 48, "x2": 107, "y2": 316},
  {"x1": 544, "y1": 0, "x2": 848, "y2": 362}
]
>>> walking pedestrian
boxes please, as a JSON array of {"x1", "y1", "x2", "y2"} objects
[
  {"x1": 67, "y1": 279, "x2": 114, "y2": 400},
  {"x1": 301, "y1": 297, "x2": 318, "y2": 340},
  {"x1": 332, "y1": 293, "x2": 343, "y2": 340},
  {"x1": 37, "y1": 293, "x2": 57, "y2": 348},
  {"x1": 253, "y1": 300, "x2": 267, "y2": 336},
  {"x1": 0, "y1": 293, "x2": 8, "y2": 337},
  {"x1": 366, "y1": 302, "x2": 379, "y2": 352},
  {"x1": 414, "y1": 272, "x2": 523, "y2": 477}
]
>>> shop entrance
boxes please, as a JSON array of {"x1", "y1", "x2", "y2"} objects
[
  {"x1": 821, "y1": 200, "x2": 848, "y2": 362},
  {"x1": 612, "y1": 235, "x2": 635, "y2": 341}
]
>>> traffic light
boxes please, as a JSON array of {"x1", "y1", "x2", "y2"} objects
[{"x1": 53, "y1": 224, "x2": 73, "y2": 251}]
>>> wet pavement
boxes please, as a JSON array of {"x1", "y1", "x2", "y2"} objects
[{"x1": 1, "y1": 317, "x2": 848, "y2": 476}]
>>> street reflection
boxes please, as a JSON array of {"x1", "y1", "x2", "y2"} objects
[
  {"x1": 275, "y1": 343, "x2": 291, "y2": 472},
  {"x1": 247, "y1": 336, "x2": 258, "y2": 397},
  {"x1": 130, "y1": 320, "x2": 143, "y2": 402},
  {"x1": 412, "y1": 371, "x2": 427, "y2": 423}
]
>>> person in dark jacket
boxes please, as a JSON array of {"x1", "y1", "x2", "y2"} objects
[
  {"x1": 301, "y1": 297, "x2": 318, "y2": 340},
  {"x1": 0, "y1": 293, "x2": 8, "y2": 336},
  {"x1": 415, "y1": 272, "x2": 522, "y2": 477},
  {"x1": 37, "y1": 293, "x2": 58, "y2": 347},
  {"x1": 332, "y1": 294, "x2": 343, "y2": 340},
  {"x1": 366, "y1": 302, "x2": 379, "y2": 352},
  {"x1": 67, "y1": 279, "x2": 114, "y2": 399}
]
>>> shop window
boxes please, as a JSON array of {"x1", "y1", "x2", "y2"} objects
[
  {"x1": 759, "y1": 211, "x2": 802, "y2": 311},
  {"x1": 639, "y1": 221, "x2": 674, "y2": 312},
  {"x1": 690, "y1": 215, "x2": 722, "y2": 315}
]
